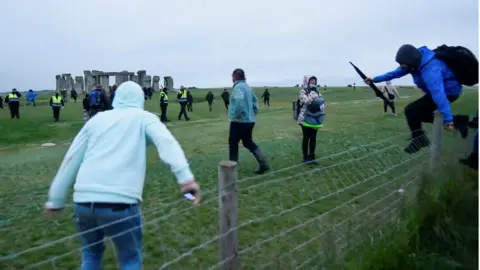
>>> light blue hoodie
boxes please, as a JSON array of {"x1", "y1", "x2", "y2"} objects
[{"x1": 46, "y1": 81, "x2": 194, "y2": 208}]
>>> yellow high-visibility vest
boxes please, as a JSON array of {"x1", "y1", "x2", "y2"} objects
[
  {"x1": 179, "y1": 90, "x2": 187, "y2": 102},
  {"x1": 160, "y1": 92, "x2": 169, "y2": 103},
  {"x1": 8, "y1": 93, "x2": 19, "y2": 103},
  {"x1": 52, "y1": 96, "x2": 62, "y2": 107}
]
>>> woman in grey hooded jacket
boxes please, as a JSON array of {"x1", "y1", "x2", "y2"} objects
[{"x1": 297, "y1": 76, "x2": 325, "y2": 164}]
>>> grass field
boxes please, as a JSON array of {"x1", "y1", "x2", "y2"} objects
[{"x1": 0, "y1": 86, "x2": 477, "y2": 269}]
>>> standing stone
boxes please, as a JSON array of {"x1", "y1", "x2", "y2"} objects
[
  {"x1": 84, "y1": 71, "x2": 95, "y2": 92},
  {"x1": 152, "y1": 76, "x2": 160, "y2": 92},
  {"x1": 91, "y1": 70, "x2": 102, "y2": 85},
  {"x1": 99, "y1": 75, "x2": 110, "y2": 93},
  {"x1": 130, "y1": 75, "x2": 139, "y2": 84},
  {"x1": 144, "y1": 75, "x2": 152, "y2": 89},
  {"x1": 164, "y1": 76, "x2": 174, "y2": 92},
  {"x1": 74, "y1": 76, "x2": 84, "y2": 93},
  {"x1": 62, "y1": 74, "x2": 74, "y2": 91},
  {"x1": 137, "y1": 70, "x2": 146, "y2": 89},
  {"x1": 55, "y1": 75, "x2": 62, "y2": 93},
  {"x1": 117, "y1": 70, "x2": 130, "y2": 86}
]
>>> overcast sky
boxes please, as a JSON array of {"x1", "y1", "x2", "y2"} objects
[{"x1": 0, "y1": 0, "x2": 478, "y2": 91}]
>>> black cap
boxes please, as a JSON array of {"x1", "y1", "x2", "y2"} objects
[{"x1": 395, "y1": 44, "x2": 422, "y2": 68}]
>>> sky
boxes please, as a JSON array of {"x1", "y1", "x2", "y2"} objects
[{"x1": 0, "y1": 0, "x2": 478, "y2": 91}]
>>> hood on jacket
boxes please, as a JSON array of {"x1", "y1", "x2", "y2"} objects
[
  {"x1": 112, "y1": 81, "x2": 145, "y2": 109},
  {"x1": 303, "y1": 75, "x2": 318, "y2": 88},
  {"x1": 417, "y1": 46, "x2": 435, "y2": 68}
]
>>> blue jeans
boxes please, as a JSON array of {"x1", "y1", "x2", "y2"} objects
[{"x1": 73, "y1": 203, "x2": 143, "y2": 270}]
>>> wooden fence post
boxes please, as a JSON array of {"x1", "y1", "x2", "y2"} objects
[
  {"x1": 218, "y1": 160, "x2": 240, "y2": 270},
  {"x1": 430, "y1": 111, "x2": 444, "y2": 171}
]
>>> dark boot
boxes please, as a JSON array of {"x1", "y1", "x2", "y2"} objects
[
  {"x1": 404, "y1": 132, "x2": 430, "y2": 154},
  {"x1": 303, "y1": 155, "x2": 310, "y2": 164},
  {"x1": 253, "y1": 148, "x2": 270, "y2": 174},
  {"x1": 307, "y1": 154, "x2": 319, "y2": 165},
  {"x1": 454, "y1": 115, "x2": 469, "y2": 139},
  {"x1": 459, "y1": 153, "x2": 478, "y2": 171}
]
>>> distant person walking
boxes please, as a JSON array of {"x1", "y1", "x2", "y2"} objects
[
  {"x1": 297, "y1": 76, "x2": 325, "y2": 165},
  {"x1": 364, "y1": 44, "x2": 472, "y2": 153},
  {"x1": 6, "y1": 88, "x2": 21, "y2": 119},
  {"x1": 261, "y1": 88, "x2": 270, "y2": 107},
  {"x1": 187, "y1": 90, "x2": 193, "y2": 112},
  {"x1": 44, "y1": 81, "x2": 201, "y2": 270},
  {"x1": 49, "y1": 92, "x2": 64, "y2": 122},
  {"x1": 205, "y1": 91, "x2": 214, "y2": 111},
  {"x1": 381, "y1": 81, "x2": 401, "y2": 115},
  {"x1": 26, "y1": 89, "x2": 37, "y2": 107},
  {"x1": 0, "y1": 96, "x2": 3, "y2": 109},
  {"x1": 221, "y1": 88, "x2": 230, "y2": 110},
  {"x1": 89, "y1": 85, "x2": 110, "y2": 118},
  {"x1": 82, "y1": 94, "x2": 90, "y2": 122},
  {"x1": 71, "y1": 89, "x2": 78, "y2": 104},
  {"x1": 177, "y1": 86, "x2": 190, "y2": 121},
  {"x1": 160, "y1": 87, "x2": 169, "y2": 122},
  {"x1": 228, "y1": 68, "x2": 269, "y2": 174}
]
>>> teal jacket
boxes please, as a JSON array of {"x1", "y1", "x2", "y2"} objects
[{"x1": 228, "y1": 80, "x2": 258, "y2": 123}]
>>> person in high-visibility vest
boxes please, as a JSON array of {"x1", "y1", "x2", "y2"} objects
[
  {"x1": 159, "y1": 87, "x2": 170, "y2": 122},
  {"x1": 5, "y1": 89, "x2": 21, "y2": 119},
  {"x1": 50, "y1": 92, "x2": 65, "y2": 122},
  {"x1": 177, "y1": 86, "x2": 190, "y2": 121}
]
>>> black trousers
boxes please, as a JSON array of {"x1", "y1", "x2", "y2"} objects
[
  {"x1": 229, "y1": 122, "x2": 258, "y2": 162},
  {"x1": 264, "y1": 98, "x2": 270, "y2": 107},
  {"x1": 208, "y1": 101, "x2": 213, "y2": 111},
  {"x1": 224, "y1": 101, "x2": 229, "y2": 110},
  {"x1": 0, "y1": 102, "x2": 3, "y2": 109},
  {"x1": 52, "y1": 107, "x2": 61, "y2": 121},
  {"x1": 301, "y1": 126, "x2": 318, "y2": 158},
  {"x1": 405, "y1": 94, "x2": 458, "y2": 137},
  {"x1": 178, "y1": 103, "x2": 189, "y2": 120},
  {"x1": 383, "y1": 100, "x2": 395, "y2": 114},
  {"x1": 187, "y1": 102, "x2": 193, "y2": 112},
  {"x1": 8, "y1": 102, "x2": 20, "y2": 119},
  {"x1": 160, "y1": 104, "x2": 168, "y2": 122},
  {"x1": 90, "y1": 108, "x2": 103, "y2": 118}
]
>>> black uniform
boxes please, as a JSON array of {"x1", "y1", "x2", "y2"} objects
[
  {"x1": 221, "y1": 89, "x2": 230, "y2": 109},
  {"x1": 261, "y1": 89, "x2": 270, "y2": 107},
  {"x1": 50, "y1": 94, "x2": 65, "y2": 122},
  {"x1": 71, "y1": 90, "x2": 78, "y2": 103},
  {"x1": 205, "y1": 91, "x2": 214, "y2": 111},
  {"x1": 6, "y1": 90, "x2": 21, "y2": 119},
  {"x1": 177, "y1": 89, "x2": 190, "y2": 121},
  {"x1": 160, "y1": 89, "x2": 169, "y2": 122},
  {"x1": 0, "y1": 96, "x2": 3, "y2": 109},
  {"x1": 187, "y1": 91, "x2": 193, "y2": 112}
]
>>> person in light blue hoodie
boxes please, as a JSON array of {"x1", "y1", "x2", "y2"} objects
[{"x1": 43, "y1": 81, "x2": 201, "y2": 269}]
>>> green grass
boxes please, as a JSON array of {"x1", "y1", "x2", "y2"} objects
[{"x1": 0, "y1": 86, "x2": 477, "y2": 269}]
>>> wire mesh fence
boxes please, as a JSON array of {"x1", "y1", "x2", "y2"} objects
[{"x1": 0, "y1": 115, "x2": 447, "y2": 269}]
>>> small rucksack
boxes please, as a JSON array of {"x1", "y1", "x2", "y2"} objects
[
  {"x1": 89, "y1": 90, "x2": 101, "y2": 107},
  {"x1": 433, "y1": 45, "x2": 478, "y2": 86}
]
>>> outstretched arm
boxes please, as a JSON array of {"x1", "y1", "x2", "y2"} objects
[{"x1": 373, "y1": 67, "x2": 409, "y2": 83}]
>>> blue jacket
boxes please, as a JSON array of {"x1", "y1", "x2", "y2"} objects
[
  {"x1": 373, "y1": 46, "x2": 462, "y2": 123},
  {"x1": 228, "y1": 80, "x2": 258, "y2": 123},
  {"x1": 27, "y1": 91, "x2": 37, "y2": 102}
]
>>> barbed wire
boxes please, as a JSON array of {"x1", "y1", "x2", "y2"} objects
[{"x1": 1, "y1": 135, "x2": 431, "y2": 269}]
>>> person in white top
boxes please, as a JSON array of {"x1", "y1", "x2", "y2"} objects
[
  {"x1": 381, "y1": 80, "x2": 401, "y2": 115},
  {"x1": 44, "y1": 81, "x2": 201, "y2": 269}
]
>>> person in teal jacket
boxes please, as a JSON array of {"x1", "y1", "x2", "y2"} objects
[
  {"x1": 228, "y1": 68, "x2": 269, "y2": 174},
  {"x1": 365, "y1": 44, "x2": 469, "y2": 153},
  {"x1": 43, "y1": 81, "x2": 201, "y2": 269}
]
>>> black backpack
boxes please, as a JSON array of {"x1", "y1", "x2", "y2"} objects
[{"x1": 433, "y1": 45, "x2": 478, "y2": 86}]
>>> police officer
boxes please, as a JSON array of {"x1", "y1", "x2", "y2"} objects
[
  {"x1": 160, "y1": 87, "x2": 170, "y2": 122},
  {"x1": 221, "y1": 88, "x2": 230, "y2": 109},
  {"x1": 177, "y1": 86, "x2": 190, "y2": 121},
  {"x1": 6, "y1": 88, "x2": 21, "y2": 119},
  {"x1": 50, "y1": 92, "x2": 64, "y2": 122},
  {"x1": 261, "y1": 88, "x2": 270, "y2": 107}
]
